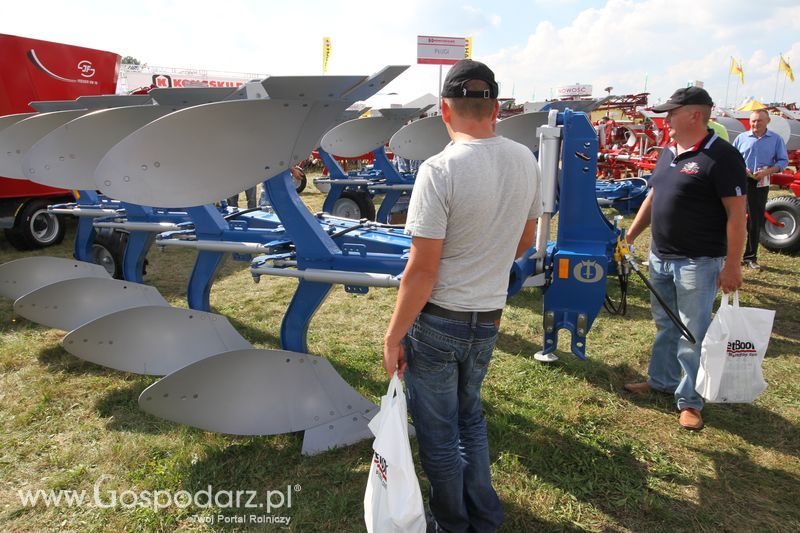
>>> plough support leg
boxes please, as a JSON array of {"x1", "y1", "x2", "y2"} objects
[
  {"x1": 122, "y1": 231, "x2": 155, "y2": 283},
  {"x1": 187, "y1": 250, "x2": 227, "y2": 312},
  {"x1": 281, "y1": 280, "x2": 332, "y2": 353}
]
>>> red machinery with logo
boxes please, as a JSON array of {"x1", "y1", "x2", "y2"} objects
[{"x1": 0, "y1": 34, "x2": 120, "y2": 249}]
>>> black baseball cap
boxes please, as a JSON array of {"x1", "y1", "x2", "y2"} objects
[
  {"x1": 651, "y1": 86, "x2": 714, "y2": 112},
  {"x1": 441, "y1": 60, "x2": 499, "y2": 99}
]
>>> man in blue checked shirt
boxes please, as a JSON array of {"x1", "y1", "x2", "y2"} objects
[{"x1": 733, "y1": 109, "x2": 789, "y2": 271}]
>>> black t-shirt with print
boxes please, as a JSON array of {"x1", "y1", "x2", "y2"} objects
[{"x1": 650, "y1": 130, "x2": 747, "y2": 259}]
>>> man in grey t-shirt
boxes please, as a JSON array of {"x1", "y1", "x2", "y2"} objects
[{"x1": 382, "y1": 59, "x2": 541, "y2": 532}]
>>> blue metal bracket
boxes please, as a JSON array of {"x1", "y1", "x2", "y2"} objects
[
  {"x1": 541, "y1": 110, "x2": 618, "y2": 359},
  {"x1": 372, "y1": 146, "x2": 414, "y2": 223},
  {"x1": 265, "y1": 169, "x2": 407, "y2": 350}
]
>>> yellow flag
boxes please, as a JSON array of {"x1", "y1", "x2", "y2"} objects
[
  {"x1": 465, "y1": 37, "x2": 472, "y2": 59},
  {"x1": 780, "y1": 54, "x2": 795, "y2": 82},
  {"x1": 729, "y1": 57, "x2": 744, "y2": 85},
  {"x1": 323, "y1": 37, "x2": 332, "y2": 74}
]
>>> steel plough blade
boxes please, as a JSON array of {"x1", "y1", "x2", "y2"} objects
[
  {"x1": 14, "y1": 277, "x2": 168, "y2": 331},
  {"x1": 320, "y1": 116, "x2": 407, "y2": 159},
  {"x1": 24, "y1": 105, "x2": 176, "y2": 190},
  {"x1": 496, "y1": 111, "x2": 550, "y2": 153},
  {"x1": 389, "y1": 115, "x2": 449, "y2": 161},
  {"x1": 0, "y1": 257, "x2": 110, "y2": 301},
  {"x1": 94, "y1": 99, "x2": 314, "y2": 207},
  {"x1": 63, "y1": 306, "x2": 252, "y2": 375},
  {"x1": 139, "y1": 349, "x2": 377, "y2": 440},
  {"x1": 0, "y1": 110, "x2": 89, "y2": 180}
]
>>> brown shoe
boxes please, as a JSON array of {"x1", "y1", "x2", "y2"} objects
[
  {"x1": 679, "y1": 408, "x2": 704, "y2": 430},
  {"x1": 623, "y1": 382, "x2": 652, "y2": 394}
]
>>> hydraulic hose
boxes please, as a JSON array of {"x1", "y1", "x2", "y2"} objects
[{"x1": 615, "y1": 237, "x2": 697, "y2": 344}]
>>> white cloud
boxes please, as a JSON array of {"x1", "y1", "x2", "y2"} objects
[
  {"x1": 485, "y1": 0, "x2": 800, "y2": 105},
  {"x1": 0, "y1": 0, "x2": 798, "y2": 107}
]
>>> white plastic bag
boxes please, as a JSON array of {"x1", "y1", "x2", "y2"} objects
[
  {"x1": 364, "y1": 373, "x2": 426, "y2": 533},
  {"x1": 695, "y1": 291, "x2": 775, "y2": 403}
]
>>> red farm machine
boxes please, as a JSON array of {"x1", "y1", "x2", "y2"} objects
[{"x1": 0, "y1": 34, "x2": 120, "y2": 250}]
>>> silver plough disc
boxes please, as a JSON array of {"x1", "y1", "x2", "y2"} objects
[
  {"x1": 63, "y1": 306, "x2": 252, "y2": 375},
  {"x1": 14, "y1": 278, "x2": 168, "y2": 331},
  {"x1": 0, "y1": 257, "x2": 110, "y2": 300},
  {"x1": 148, "y1": 87, "x2": 238, "y2": 107},
  {"x1": 29, "y1": 100, "x2": 86, "y2": 112},
  {"x1": 261, "y1": 75, "x2": 367, "y2": 99},
  {"x1": 290, "y1": 100, "x2": 352, "y2": 169},
  {"x1": 320, "y1": 116, "x2": 406, "y2": 158},
  {"x1": 375, "y1": 107, "x2": 425, "y2": 121},
  {"x1": 301, "y1": 412, "x2": 375, "y2": 456},
  {"x1": 784, "y1": 116, "x2": 800, "y2": 151},
  {"x1": 23, "y1": 105, "x2": 177, "y2": 190},
  {"x1": 0, "y1": 112, "x2": 37, "y2": 135},
  {"x1": 75, "y1": 95, "x2": 154, "y2": 110},
  {"x1": 260, "y1": 76, "x2": 387, "y2": 169},
  {"x1": 341, "y1": 66, "x2": 408, "y2": 102},
  {"x1": 715, "y1": 117, "x2": 746, "y2": 144},
  {"x1": 139, "y1": 349, "x2": 377, "y2": 437},
  {"x1": 94, "y1": 99, "x2": 313, "y2": 207},
  {"x1": 496, "y1": 112, "x2": 549, "y2": 153},
  {"x1": 389, "y1": 115, "x2": 449, "y2": 161},
  {"x1": 0, "y1": 109, "x2": 89, "y2": 179},
  {"x1": 765, "y1": 115, "x2": 793, "y2": 148}
]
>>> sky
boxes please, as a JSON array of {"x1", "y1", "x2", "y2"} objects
[{"x1": 2, "y1": 0, "x2": 799, "y2": 109}]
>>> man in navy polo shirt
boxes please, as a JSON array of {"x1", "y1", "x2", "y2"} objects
[
  {"x1": 623, "y1": 87, "x2": 747, "y2": 430},
  {"x1": 733, "y1": 109, "x2": 789, "y2": 271}
]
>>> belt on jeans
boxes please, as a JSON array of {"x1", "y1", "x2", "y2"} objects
[{"x1": 421, "y1": 302, "x2": 502, "y2": 323}]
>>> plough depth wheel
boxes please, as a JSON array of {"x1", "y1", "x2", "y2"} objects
[
  {"x1": 761, "y1": 195, "x2": 800, "y2": 254},
  {"x1": 4, "y1": 199, "x2": 65, "y2": 250},
  {"x1": 332, "y1": 190, "x2": 375, "y2": 220}
]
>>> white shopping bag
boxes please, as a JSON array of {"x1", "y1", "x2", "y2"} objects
[
  {"x1": 695, "y1": 291, "x2": 775, "y2": 403},
  {"x1": 364, "y1": 373, "x2": 426, "y2": 533}
]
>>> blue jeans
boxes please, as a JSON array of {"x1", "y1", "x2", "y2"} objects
[
  {"x1": 647, "y1": 252, "x2": 723, "y2": 411},
  {"x1": 403, "y1": 311, "x2": 503, "y2": 533}
]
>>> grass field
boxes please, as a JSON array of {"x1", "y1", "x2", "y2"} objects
[{"x1": 1, "y1": 185, "x2": 798, "y2": 532}]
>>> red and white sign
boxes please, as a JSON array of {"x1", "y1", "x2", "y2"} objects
[
  {"x1": 417, "y1": 35, "x2": 467, "y2": 65},
  {"x1": 122, "y1": 69, "x2": 249, "y2": 91},
  {"x1": 556, "y1": 84, "x2": 593, "y2": 98}
]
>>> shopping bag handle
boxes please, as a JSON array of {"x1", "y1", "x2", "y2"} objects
[
  {"x1": 721, "y1": 290, "x2": 740, "y2": 308},
  {"x1": 387, "y1": 372, "x2": 402, "y2": 399}
]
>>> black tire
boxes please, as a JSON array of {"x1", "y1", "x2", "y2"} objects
[
  {"x1": 292, "y1": 167, "x2": 307, "y2": 194},
  {"x1": 761, "y1": 196, "x2": 800, "y2": 254},
  {"x1": 331, "y1": 190, "x2": 376, "y2": 220},
  {"x1": 92, "y1": 229, "x2": 127, "y2": 278},
  {"x1": 3, "y1": 199, "x2": 65, "y2": 250}
]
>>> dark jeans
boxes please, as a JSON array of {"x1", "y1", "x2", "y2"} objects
[
  {"x1": 226, "y1": 186, "x2": 257, "y2": 209},
  {"x1": 745, "y1": 180, "x2": 769, "y2": 262},
  {"x1": 403, "y1": 311, "x2": 503, "y2": 533}
]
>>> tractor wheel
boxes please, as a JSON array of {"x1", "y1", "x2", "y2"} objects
[
  {"x1": 292, "y1": 167, "x2": 307, "y2": 194},
  {"x1": 3, "y1": 199, "x2": 65, "y2": 250},
  {"x1": 332, "y1": 190, "x2": 376, "y2": 220},
  {"x1": 761, "y1": 196, "x2": 800, "y2": 254},
  {"x1": 92, "y1": 229, "x2": 128, "y2": 278}
]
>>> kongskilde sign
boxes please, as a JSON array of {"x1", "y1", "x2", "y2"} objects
[{"x1": 417, "y1": 35, "x2": 467, "y2": 65}]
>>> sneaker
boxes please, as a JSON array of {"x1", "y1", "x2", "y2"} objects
[{"x1": 743, "y1": 260, "x2": 762, "y2": 271}]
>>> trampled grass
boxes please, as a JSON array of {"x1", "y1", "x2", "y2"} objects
[{"x1": 1, "y1": 185, "x2": 798, "y2": 532}]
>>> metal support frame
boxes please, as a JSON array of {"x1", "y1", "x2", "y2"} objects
[
  {"x1": 263, "y1": 169, "x2": 408, "y2": 352},
  {"x1": 540, "y1": 110, "x2": 617, "y2": 359}
]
